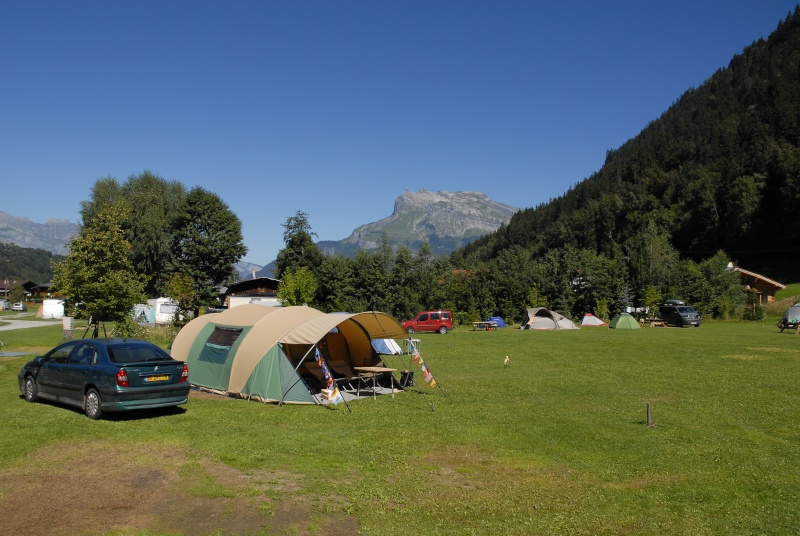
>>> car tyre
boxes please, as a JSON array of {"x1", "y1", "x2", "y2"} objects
[
  {"x1": 406, "y1": 327, "x2": 415, "y2": 334},
  {"x1": 85, "y1": 388, "x2": 103, "y2": 420},
  {"x1": 438, "y1": 326, "x2": 448, "y2": 334},
  {"x1": 24, "y1": 376, "x2": 38, "y2": 402}
]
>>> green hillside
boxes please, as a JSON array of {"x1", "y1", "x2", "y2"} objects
[{"x1": 461, "y1": 7, "x2": 800, "y2": 283}]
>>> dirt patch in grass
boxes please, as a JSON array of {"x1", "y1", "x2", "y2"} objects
[{"x1": 0, "y1": 442, "x2": 359, "y2": 536}]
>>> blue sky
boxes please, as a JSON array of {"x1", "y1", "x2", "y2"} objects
[{"x1": 2, "y1": 1, "x2": 797, "y2": 264}]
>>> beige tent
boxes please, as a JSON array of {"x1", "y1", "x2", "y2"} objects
[
  {"x1": 170, "y1": 304, "x2": 408, "y2": 404},
  {"x1": 520, "y1": 307, "x2": 579, "y2": 330}
]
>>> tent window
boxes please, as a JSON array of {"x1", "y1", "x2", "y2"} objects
[{"x1": 199, "y1": 327, "x2": 243, "y2": 365}]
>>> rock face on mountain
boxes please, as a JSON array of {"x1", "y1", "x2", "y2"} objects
[
  {"x1": 317, "y1": 189, "x2": 518, "y2": 256},
  {"x1": 0, "y1": 211, "x2": 78, "y2": 255}
]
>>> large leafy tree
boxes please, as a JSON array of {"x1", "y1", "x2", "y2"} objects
[
  {"x1": 80, "y1": 171, "x2": 186, "y2": 295},
  {"x1": 53, "y1": 203, "x2": 147, "y2": 326},
  {"x1": 167, "y1": 187, "x2": 247, "y2": 315}
]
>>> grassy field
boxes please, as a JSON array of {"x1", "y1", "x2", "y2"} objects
[{"x1": 1, "y1": 316, "x2": 799, "y2": 535}]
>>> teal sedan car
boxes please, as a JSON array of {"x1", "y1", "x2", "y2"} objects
[{"x1": 18, "y1": 338, "x2": 189, "y2": 419}]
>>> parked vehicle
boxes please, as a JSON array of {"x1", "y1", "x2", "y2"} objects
[
  {"x1": 42, "y1": 299, "x2": 64, "y2": 319},
  {"x1": 18, "y1": 338, "x2": 190, "y2": 419},
  {"x1": 0, "y1": 299, "x2": 10, "y2": 310},
  {"x1": 402, "y1": 310, "x2": 453, "y2": 334},
  {"x1": 12, "y1": 301, "x2": 27, "y2": 311},
  {"x1": 657, "y1": 300, "x2": 702, "y2": 327},
  {"x1": 777, "y1": 303, "x2": 800, "y2": 333}
]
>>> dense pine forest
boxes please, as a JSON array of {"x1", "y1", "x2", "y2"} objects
[{"x1": 458, "y1": 7, "x2": 800, "y2": 276}]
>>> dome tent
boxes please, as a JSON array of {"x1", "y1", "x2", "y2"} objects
[
  {"x1": 609, "y1": 312, "x2": 640, "y2": 330},
  {"x1": 580, "y1": 313, "x2": 607, "y2": 327},
  {"x1": 520, "y1": 307, "x2": 578, "y2": 330},
  {"x1": 169, "y1": 304, "x2": 408, "y2": 404}
]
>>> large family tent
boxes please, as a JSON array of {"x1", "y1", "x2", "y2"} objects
[
  {"x1": 169, "y1": 304, "x2": 409, "y2": 403},
  {"x1": 520, "y1": 307, "x2": 579, "y2": 330},
  {"x1": 609, "y1": 312, "x2": 640, "y2": 329},
  {"x1": 580, "y1": 313, "x2": 607, "y2": 327}
]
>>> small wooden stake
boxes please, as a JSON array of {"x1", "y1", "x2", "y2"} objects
[{"x1": 646, "y1": 402, "x2": 652, "y2": 427}]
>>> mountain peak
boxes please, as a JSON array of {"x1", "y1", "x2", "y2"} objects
[{"x1": 318, "y1": 189, "x2": 518, "y2": 256}]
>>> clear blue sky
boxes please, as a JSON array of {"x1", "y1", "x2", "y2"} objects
[{"x1": 2, "y1": 1, "x2": 797, "y2": 264}]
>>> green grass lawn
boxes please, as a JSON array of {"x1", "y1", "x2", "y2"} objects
[{"x1": 1, "y1": 318, "x2": 798, "y2": 535}]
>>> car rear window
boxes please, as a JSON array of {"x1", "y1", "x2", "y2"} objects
[{"x1": 107, "y1": 343, "x2": 172, "y2": 364}]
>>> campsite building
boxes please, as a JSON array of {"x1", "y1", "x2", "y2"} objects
[
  {"x1": 169, "y1": 304, "x2": 409, "y2": 404},
  {"x1": 223, "y1": 277, "x2": 281, "y2": 308},
  {"x1": 733, "y1": 266, "x2": 785, "y2": 304}
]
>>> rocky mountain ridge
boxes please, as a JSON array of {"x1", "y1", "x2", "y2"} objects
[
  {"x1": 0, "y1": 211, "x2": 78, "y2": 255},
  {"x1": 316, "y1": 189, "x2": 518, "y2": 256}
]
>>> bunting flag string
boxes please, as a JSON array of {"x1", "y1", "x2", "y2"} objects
[
  {"x1": 315, "y1": 346, "x2": 344, "y2": 405},
  {"x1": 409, "y1": 340, "x2": 438, "y2": 390}
]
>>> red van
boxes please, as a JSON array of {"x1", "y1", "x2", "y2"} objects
[{"x1": 402, "y1": 310, "x2": 453, "y2": 334}]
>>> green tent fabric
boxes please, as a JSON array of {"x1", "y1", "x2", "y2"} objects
[{"x1": 609, "y1": 312, "x2": 640, "y2": 329}]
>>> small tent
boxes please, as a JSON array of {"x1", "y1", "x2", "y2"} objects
[
  {"x1": 580, "y1": 313, "x2": 607, "y2": 327},
  {"x1": 520, "y1": 307, "x2": 578, "y2": 330},
  {"x1": 169, "y1": 304, "x2": 408, "y2": 403},
  {"x1": 609, "y1": 312, "x2": 640, "y2": 329},
  {"x1": 487, "y1": 316, "x2": 508, "y2": 327},
  {"x1": 778, "y1": 303, "x2": 800, "y2": 332}
]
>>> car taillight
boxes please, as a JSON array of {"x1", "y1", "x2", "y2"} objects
[
  {"x1": 116, "y1": 369, "x2": 129, "y2": 387},
  {"x1": 179, "y1": 364, "x2": 189, "y2": 383}
]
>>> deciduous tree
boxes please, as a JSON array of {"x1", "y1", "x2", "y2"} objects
[
  {"x1": 53, "y1": 203, "x2": 147, "y2": 328},
  {"x1": 167, "y1": 188, "x2": 247, "y2": 315}
]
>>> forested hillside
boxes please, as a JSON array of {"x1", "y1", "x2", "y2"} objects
[
  {"x1": 460, "y1": 7, "x2": 800, "y2": 279},
  {"x1": 0, "y1": 242, "x2": 62, "y2": 283}
]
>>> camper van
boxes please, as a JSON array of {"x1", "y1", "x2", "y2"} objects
[
  {"x1": 42, "y1": 299, "x2": 65, "y2": 319},
  {"x1": 148, "y1": 298, "x2": 179, "y2": 324}
]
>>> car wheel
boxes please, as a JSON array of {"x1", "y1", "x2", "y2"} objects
[
  {"x1": 24, "y1": 376, "x2": 38, "y2": 402},
  {"x1": 85, "y1": 388, "x2": 103, "y2": 420},
  {"x1": 406, "y1": 327, "x2": 415, "y2": 334},
  {"x1": 438, "y1": 326, "x2": 448, "y2": 334}
]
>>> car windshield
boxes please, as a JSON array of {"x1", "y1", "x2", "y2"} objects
[
  {"x1": 107, "y1": 343, "x2": 172, "y2": 364},
  {"x1": 676, "y1": 307, "x2": 696, "y2": 314}
]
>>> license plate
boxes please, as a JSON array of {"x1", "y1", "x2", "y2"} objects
[{"x1": 145, "y1": 375, "x2": 170, "y2": 382}]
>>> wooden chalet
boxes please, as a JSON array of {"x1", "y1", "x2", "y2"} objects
[{"x1": 733, "y1": 266, "x2": 785, "y2": 304}]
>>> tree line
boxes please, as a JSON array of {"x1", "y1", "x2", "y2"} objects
[{"x1": 52, "y1": 171, "x2": 246, "y2": 331}]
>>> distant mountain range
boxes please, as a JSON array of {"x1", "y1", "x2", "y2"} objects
[
  {"x1": 318, "y1": 189, "x2": 518, "y2": 256},
  {"x1": 0, "y1": 211, "x2": 77, "y2": 255},
  {"x1": 1, "y1": 189, "x2": 518, "y2": 281},
  {"x1": 253, "y1": 189, "x2": 518, "y2": 278}
]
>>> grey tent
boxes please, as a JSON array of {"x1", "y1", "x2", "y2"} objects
[{"x1": 520, "y1": 307, "x2": 579, "y2": 330}]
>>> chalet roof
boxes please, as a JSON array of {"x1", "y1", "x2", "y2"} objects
[
  {"x1": 734, "y1": 267, "x2": 786, "y2": 290},
  {"x1": 1, "y1": 279, "x2": 34, "y2": 291}
]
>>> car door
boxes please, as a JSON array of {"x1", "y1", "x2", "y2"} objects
[
  {"x1": 61, "y1": 342, "x2": 98, "y2": 403},
  {"x1": 36, "y1": 341, "x2": 80, "y2": 398},
  {"x1": 428, "y1": 312, "x2": 441, "y2": 331},
  {"x1": 416, "y1": 312, "x2": 430, "y2": 331}
]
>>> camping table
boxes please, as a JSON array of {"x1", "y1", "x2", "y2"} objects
[
  {"x1": 353, "y1": 366, "x2": 397, "y2": 400},
  {"x1": 471, "y1": 321, "x2": 498, "y2": 331}
]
